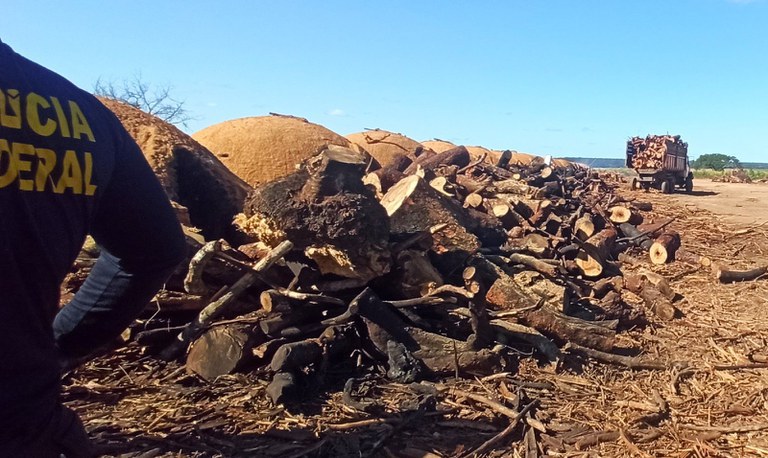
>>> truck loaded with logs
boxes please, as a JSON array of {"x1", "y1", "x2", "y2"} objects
[{"x1": 626, "y1": 134, "x2": 694, "y2": 193}]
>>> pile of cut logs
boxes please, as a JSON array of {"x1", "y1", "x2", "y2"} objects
[
  {"x1": 711, "y1": 169, "x2": 752, "y2": 183},
  {"x1": 628, "y1": 135, "x2": 687, "y2": 169},
  {"x1": 65, "y1": 145, "x2": 705, "y2": 404}
]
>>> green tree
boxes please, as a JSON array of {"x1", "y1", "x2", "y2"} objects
[{"x1": 692, "y1": 153, "x2": 741, "y2": 171}]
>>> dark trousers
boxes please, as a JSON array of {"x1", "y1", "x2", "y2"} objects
[{"x1": 0, "y1": 404, "x2": 94, "y2": 458}]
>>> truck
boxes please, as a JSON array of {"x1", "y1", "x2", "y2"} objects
[{"x1": 625, "y1": 134, "x2": 693, "y2": 193}]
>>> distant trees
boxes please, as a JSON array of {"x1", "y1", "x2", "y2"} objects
[
  {"x1": 692, "y1": 153, "x2": 741, "y2": 171},
  {"x1": 93, "y1": 73, "x2": 191, "y2": 127}
]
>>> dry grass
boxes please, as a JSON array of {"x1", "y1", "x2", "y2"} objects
[{"x1": 63, "y1": 186, "x2": 768, "y2": 457}]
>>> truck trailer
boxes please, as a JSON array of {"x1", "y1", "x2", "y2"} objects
[{"x1": 626, "y1": 135, "x2": 693, "y2": 193}]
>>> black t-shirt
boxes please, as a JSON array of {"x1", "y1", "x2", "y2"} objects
[{"x1": 0, "y1": 40, "x2": 185, "y2": 438}]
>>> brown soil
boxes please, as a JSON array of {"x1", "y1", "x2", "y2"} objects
[
  {"x1": 667, "y1": 179, "x2": 768, "y2": 226},
  {"x1": 193, "y1": 114, "x2": 362, "y2": 187}
]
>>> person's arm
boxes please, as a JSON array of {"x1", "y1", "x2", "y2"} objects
[{"x1": 53, "y1": 126, "x2": 186, "y2": 359}]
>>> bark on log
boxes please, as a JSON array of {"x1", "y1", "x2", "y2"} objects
[
  {"x1": 675, "y1": 249, "x2": 711, "y2": 267},
  {"x1": 355, "y1": 288, "x2": 501, "y2": 376},
  {"x1": 618, "y1": 223, "x2": 653, "y2": 250},
  {"x1": 624, "y1": 274, "x2": 677, "y2": 321},
  {"x1": 403, "y1": 145, "x2": 470, "y2": 174},
  {"x1": 715, "y1": 264, "x2": 768, "y2": 283},
  {"x1": 575, "y1": 228, "x2": 617, "y2": 278},
  {"x1": 649, "y1": 232, "x2": 680, "y2": 265},
  {"x1": 381, "y1": 175, "x2": 480, "y2": 273},
  {"x1": 519, "y1": 306, "x2": 616, "y2": 351}
]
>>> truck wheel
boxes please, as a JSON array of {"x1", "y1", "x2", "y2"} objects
[
  {"x1": 660, "y1": 180, "x2": 671, "y2": 194},
  {"x1": 631, "y1": 178, "x2": 639, "y2": 190},
  {"x1": 685, "y1": 177, "x2": 693, "y2": 193}
]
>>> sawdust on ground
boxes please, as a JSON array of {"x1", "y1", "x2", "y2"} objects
[{"x1": 663, "y1": 179, "x2": 768, "y2": 226}]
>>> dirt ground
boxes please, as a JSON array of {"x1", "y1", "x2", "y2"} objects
[
  {"x1": 667, "y1": 179, "x2": 768, "y2": 226},
  {"x1": 62, "y1": 182, "x2": 768, "y2": 458}
]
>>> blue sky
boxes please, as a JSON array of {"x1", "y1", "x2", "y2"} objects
[{"x1": 3, "y1": 0, "x2": 767, "y2": 161}]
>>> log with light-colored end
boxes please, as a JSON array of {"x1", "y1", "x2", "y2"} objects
[
  {"x1": 523, "y1": 233, "x2": 550, "y2": 256},
  {"x1": 381, "y1": 175, "x2": 480, "y2": 271},
  {"x1": 608, "y1": 206, "x2": 632, "y2": 224},
  {"x1": 530, "y1": 200, "x2": 552, "y2": 226},
  {"x1": 464, "y1": 193, "x2": 484, "y2": 209},
  {"x1": 429, "y1": 176, "x2": 454, "y2": 197},
  {"x1": 573, "y1": 214, "x2": 595, "y2": 241},
  {"x1": 649, "y1": 232, "x2": 680, "y2": 265},
  {"x1": 575, "y1": 228, "x2": 617, "y2": 278}
]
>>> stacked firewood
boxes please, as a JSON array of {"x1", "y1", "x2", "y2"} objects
[
  {"x1": 65, "y1": 144, "x2": 699, "y2": 405},
  {"x1": 711, "y1": 169, "x2": 752, "y2": 183},
  {"x1": 628, "y1": 135, "x2": 687, "y2": 169}
]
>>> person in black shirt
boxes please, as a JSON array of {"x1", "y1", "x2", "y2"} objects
[{"x1": 0, "y1": 39, "x2": 187, "y2": 457}]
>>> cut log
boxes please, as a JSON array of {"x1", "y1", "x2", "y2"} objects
[
  {"x1": 160, "y1": 241, "x2": 293, "y2": 361},
  {"x1": 573, "y1": 214, "x2": 595, "y2": 241},
  {"x1": 487, "y1": 199, "x2": 530, "y2": 230},
  {"x1": 519, "y1": 306, "x2": 616, "y2": 351},
  {"x1": 529, "y1": 200, "x2": 552, "y2": 227},
  {"x1": 575, "y1": 228, "x2": 617, "y2": 278},
  {"x1": 464, "y1": 192, "x2": 484, "y2": 209},
  {"x1": 455, "y1": 174, "x2": 491, "y2": 194},
  {"x1": 636, "y1": 269, "x2": 676, "y2": 301},
  {"x1": 714, "y1": 264, "x2": 768, "y2": 283},
  {"x1": 186, "y1": 323, "x2": 262, "y2": 381},
  {"x1": 381, "y1": 175, "x2": 480, "y2": 272},
  {"x1": 630, "y1": 201, "x2": 653, "y2": 212},
  {"x1": 542, "y1": 213, "x2": 564, "y2": 237},
  {"x1": 429, "y1": 176, "x2": 454, "y2": 197},
  {"x1": 494, "y1": 179, "x2": 544, "y2": 198},
  {"x1": 507, "y1": 253, "x2": 559, "y2": 278},
  {"x1": 496, "y1": 150, "x2": 512, "y2": 169},
  {"x1": 491, "y1": 203, "x2": 518, "y2": 230},
  {"x1": 365, "y1": 166, "x2": 406, "y2": 195},
  {"x1": 523, "y1": 233, "x2": 551, "y2": 257},
  {"x1": 463, "y1": 267, "x2": 493, "y2": 349},
  {"x1": 624, "y1": 274, "x2": 677, "y2": 321},
  {"x1": 590, "y1": 276, "x2": 624, "y2": 299},
  {"x1": 403, "y1": 145, "x2": 470, "y2": 174},
  {"x1": 675, "y1": 248, "x2": 711, "y2": 267},
  {"x1": 475, "y1": 257, "x2": 615, "y2": 350},
  {"x1": 649, "y1": 232, "x2": 681, "y2": 265},
  {"x1": 608, "y1": 206, "x2": 632, "y2": 224},
  {"x1": 270, "y1": 340, "x2": 323, "y2": 373}
]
